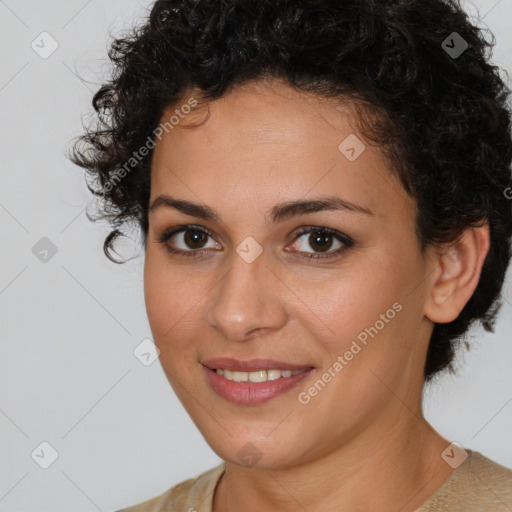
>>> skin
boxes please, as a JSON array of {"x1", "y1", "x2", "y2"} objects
[{"x1": 143, "y1": 78, "x2": 490, "y2": 512}]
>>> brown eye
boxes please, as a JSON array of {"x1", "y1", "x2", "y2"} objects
[
  {"x1": 158, "y1": 225, "x2": 220, "y2": 258},
  {"x1": 290, "y1": 226, "x2": 354, "y2": 260},
  {"x1": 307, "y1": 231, "x2": 334, "y2": 252},
  {"x1": 158, "y1": 224, "x2": 353, "y2": 261},
  {"x1": 183, "y1": 229, "x2": 209, "y2": 249}
]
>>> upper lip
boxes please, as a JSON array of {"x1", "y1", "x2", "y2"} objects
[{"x1": 202, "y1": 358, "x2": 314, "y2": 372}]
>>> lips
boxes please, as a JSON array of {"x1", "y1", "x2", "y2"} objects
[
  {"x1": 202, "y1": 357, "x2": 314, "y2": 372},
  {"x1": 201, "y1": 358, "x2": 316, "y2": 404},
  {"x1": 203, "y1": 364, "x2": 315, "y2": 404}
]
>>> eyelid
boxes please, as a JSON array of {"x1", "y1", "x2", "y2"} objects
[
  {"x1": 286, "y1": 226, "x2": 353, "y2": 259},
  {"x1": 292, "y1": 226, "x2": 353, "y2": 247}
]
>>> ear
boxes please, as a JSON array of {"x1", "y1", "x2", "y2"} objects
[{"x1": 424, "y1": 222, "x2": 490, "y2": 324}]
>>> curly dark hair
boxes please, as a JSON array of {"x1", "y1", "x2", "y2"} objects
[{"x1": 68, "y1": 0, "x2": 512, "y2": 382}]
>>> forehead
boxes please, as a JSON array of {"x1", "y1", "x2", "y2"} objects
[{"x1": 149, "y1": 79, "x2": 411, "y2": 222}]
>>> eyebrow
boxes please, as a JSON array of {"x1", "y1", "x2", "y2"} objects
[{"x1": 149, "y1": 194, "x2": 373, "y2": 224}]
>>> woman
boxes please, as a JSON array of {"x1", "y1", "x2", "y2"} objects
[{"x1": 70, "y1": 0, "x2": 512, "y2": 510}]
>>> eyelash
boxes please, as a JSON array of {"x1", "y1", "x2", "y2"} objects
[{"x1": 157, "y1": 225, "x2": 354, "y2": 260}]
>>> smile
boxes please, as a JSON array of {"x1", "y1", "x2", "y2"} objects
[
  {"x1": 215, "y1": 368, "x2": 306, "y2": 382},
  {"x1": 203, "y1": 365, "x2": 315, "y2": 404}
]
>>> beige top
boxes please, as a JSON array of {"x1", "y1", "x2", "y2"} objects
[{"x1": 116, "y1": 450, "x2": 512, "y2": 511}]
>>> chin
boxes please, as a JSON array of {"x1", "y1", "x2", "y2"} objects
[{"x1": 199, "y1": 426, "x2": 305, "y2": 469}]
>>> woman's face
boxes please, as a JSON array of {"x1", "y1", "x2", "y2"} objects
[{"x1": 144, "y1": 79, "x2": 436, "y2": 469}]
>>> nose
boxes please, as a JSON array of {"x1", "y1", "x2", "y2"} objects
[{"x1": 204, "y1": 251, "x2": 289, "y2": 342}]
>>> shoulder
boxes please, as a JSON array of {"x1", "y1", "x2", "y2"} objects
[
  {"x1": 115, "y1": 462, "x2": 226, "y2": 512},
  {"x1": 416, "y1": 450, "x2": 512, "y2": 511}
]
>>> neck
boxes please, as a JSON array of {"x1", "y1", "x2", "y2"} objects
[{"x1": 213, "y1": 413, "x2": 455, "y2": 512}]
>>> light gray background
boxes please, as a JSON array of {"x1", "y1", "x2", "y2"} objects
[{"x1": 0, "y1": 1, "x2": 511, "y2": 510}]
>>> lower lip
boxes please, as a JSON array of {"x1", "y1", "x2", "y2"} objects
[{"x1": 203, "y1": 366, "x2": 315, "y2": 405}]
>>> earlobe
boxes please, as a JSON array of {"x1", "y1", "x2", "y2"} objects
[{"x1": 424, "y1": 222, "x2": 490, "y2": 324}]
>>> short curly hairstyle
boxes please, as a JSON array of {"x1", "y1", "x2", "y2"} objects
[{"x1": 69, "y1": 0, "x2": 512, "y2": 382}]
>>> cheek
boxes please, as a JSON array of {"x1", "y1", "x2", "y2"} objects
[
  {"x1": 143, "y1": 253, "x2": 199, "y2": 355},
  {"x1": 298, "y1": 258, "x2": 417, "y2": 369},
  {"x1": 297, "y1": 269, "x2": 397, "y2": 339}
]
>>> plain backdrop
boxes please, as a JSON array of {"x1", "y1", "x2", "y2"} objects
[{"x1": 0, "y1": 1, "x2": 511, "y2": 510}]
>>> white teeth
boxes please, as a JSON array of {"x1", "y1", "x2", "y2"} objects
[
  {"x1": 267, "y1": 369, "x2": 282, "y2": 381},
  {"x1": 232, "y1": 371, "x2": 249, "y2": 382},
  {"x1": 215, "y1": 368, "x2": 305, "y2": 382},
  {"x1": 248, "y1": 370, "x2": 267, "y2": 383}
]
